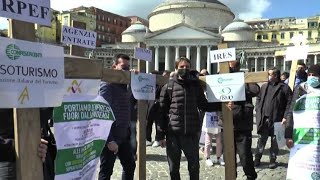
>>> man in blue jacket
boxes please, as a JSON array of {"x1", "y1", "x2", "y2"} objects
[{"x1": 98, "y1": 54, "x2": 136, "y2": 180}]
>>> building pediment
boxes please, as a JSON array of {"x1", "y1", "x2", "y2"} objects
[{"x1": 145, "y1": 23, "x2": 222, "y2": 41}]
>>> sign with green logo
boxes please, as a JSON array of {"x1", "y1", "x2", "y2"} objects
[
  {"x1": 0, "y1": 37, "x2": 64, "y2": 108},
  {"x1": 206, "y1": 72, "x2": 245, "y2": 102}
]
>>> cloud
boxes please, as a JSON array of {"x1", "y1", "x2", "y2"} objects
[{"x1": 0, "y1": 18, "x2": 8, "y2": 29}]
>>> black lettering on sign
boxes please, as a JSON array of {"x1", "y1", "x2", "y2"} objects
[{"x1": 0, "y1": 0, "x2": 49, "y2": 19}]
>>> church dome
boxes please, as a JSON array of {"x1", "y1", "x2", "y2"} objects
[
  {"x1": 222, "y1": 18, "x2": 255, "y2": 41},
  {"x1": 122, "y1": 21, "x2": 147, "y2": 34},
  {"x1": 148, "y1": 0, "x2": 234, "y2": 32},
  {"x1": 122, "y1": 21, "x2": 147, "y2": 43}
]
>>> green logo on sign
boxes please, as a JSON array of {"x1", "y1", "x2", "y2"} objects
[
  {"x1": 5, "y1": 44, "x2": 43, "y2": 60},
  {"x1": 217, "y1": 77, "x2": 233, "y2": 84}
]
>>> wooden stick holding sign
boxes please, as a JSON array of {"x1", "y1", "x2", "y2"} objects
[{"x1": 9, "y1": 20, "x2": 43, "y2": 180}]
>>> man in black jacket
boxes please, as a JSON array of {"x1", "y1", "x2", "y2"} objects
[
  {"x1": 229, "y1": 61, "x2": 259, "y2": 180},
  {"x1": 0, "y1": 109, "x2": 49, "y2": 180},
  {"x1": 157, "y1": 57, "x2": 232, "y2": 180},
  {"x1": 254, "y1": 67, "x2": 292, "y2": 169}
]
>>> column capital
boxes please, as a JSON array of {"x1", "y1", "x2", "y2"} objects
[
  {"x1": 207, "y1": 45, "x2": 212, "y2": 49},
  {"x1": 154, "y1": 45, "x2": 160, "y2": 49},
  {"x1": 175, "y1": 46, "x2": 180, "y2": 49},
  {"x1": 196, "y1": 45, "x2": 201, "y2": 48},
  {"x1": 186, "y1": 46, "x2": 191, "y2": 48}
]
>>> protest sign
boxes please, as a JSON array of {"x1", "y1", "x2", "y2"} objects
[
  {"x1": 287, "y1": 94, "x2": 320, "y2": 180},
  {"x1": 0, "y1": 0, "x2": 51, "y2": 26},
  {"x1": 210, "y1": 47, "x2": 236, "y2": 63},
  {"x1": 274, "y1": 122, "x2": 286, "y2": 149},
  {"x1": 62, "y1": 26, "x2": 97, "y2": 49},
  {"x1": 134, "y1": 47, "x2": 152, "y2": 62},
  {"x1": 206, "y1": 72, "x2": 245, "y2": 102},
  {"x1": 0, "y1": 36, "x2": 64, "y2": 108},
  {"x1": 54, "y1": 79, "x2": 114, "y2": 180},
  {"x1": 131, "y1": 72, "x2": 156, "y2": 100}
]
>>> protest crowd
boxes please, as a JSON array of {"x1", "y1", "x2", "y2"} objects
[{"x1": 2, "y1": 47, "x2": 320, "y2": 180}]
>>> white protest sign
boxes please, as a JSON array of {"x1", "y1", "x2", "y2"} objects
[
  {"x1": 131, "y1": 72, "x2": 156, "y2": 100},
  {"x1": 62, "y1": 26, "x2": 97, "y2": 49},
  {"x1": 134, "y1": 47, "x2": 153, "y2": 62},
  {"x1": 287, "y1": 94, "x2": 320, "y2": 180},
  {"x1": 210, "y1": 47, "x2": 236, "y2": 63},
  {"x1": 274, "y1": 122, "x2": 286, "y2": 149},
  {"x1": 285, "y1": 34, "x2": 309, "y2": 61},
  {"x1": 0, "y1": 0, "x2": 51, "y2": 26},
  {"x1": 54, "y1": 94, "x2": 114, "y2": 180},
  {"x1": 0, "y1": 36, "x2": 64, "y2": 108},
  {"x1": 206, "y1": 72, "x2": 245, "y2": 102}
]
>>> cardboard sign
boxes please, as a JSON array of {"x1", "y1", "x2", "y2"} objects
[
  {"x1": 0, "y1": 37, "x2": 64, "y2": 108},
  {"x1": 134, "y1": 47, "x2": 152, "y2": 62},
  {"x1": 62, "y1": 26, "x2": 97, "y2": 49},
  {"x1": 206, "y1": 72, "x2": 245, "y2": 102},
  {"x1": 0, "y1": 0, "x2": 51, "y2": 26},
  {"x1": 210, "y1": 47, "x2": 236, "y2": 63},
  {"x1": 285, "y1": 45, "x2": 309, "y2": 61}
]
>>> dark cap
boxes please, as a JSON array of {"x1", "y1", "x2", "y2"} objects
[{"x1": 308, "y1": 65, "x2": 320, "y2": 75}]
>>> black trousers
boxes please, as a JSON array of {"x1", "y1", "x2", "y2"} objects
[
  {"x1": 98, "y1": 139, "x2": 136, "y2": 180},
  {"x1": 234, "y1": 131, "x2": 257, "y2": 180},
  {"x1": 166, "y1": 133, "x2": 199, "y2": 180},
  {"x1": 0, "y1": 162, "x2": 16, "y2": 180},
  {"x1": 255, "y1": 119, "x2": 279, "y2": 161},
  {"x1": 146, "y1": 117, "x2": 158, "y2": 142}
]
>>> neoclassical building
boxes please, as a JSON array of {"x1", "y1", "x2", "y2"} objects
[{"x1": 93, "y1": 0, "x2": 320, "y2": 73}]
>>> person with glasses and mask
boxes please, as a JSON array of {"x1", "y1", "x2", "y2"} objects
[
  {"x1": 156, "y1": 57, "x2": 233, "y2": 180},
  {"x1": 294, "y1": 62, "x2": 308, "y2": 88},
  {"x1": 254, "y1": 67, "x2": 292, "y2": 169},
  {"x1": 285, "y1": 64, "x2": 320, "y2": 148},
  {"x1": 98, "y1": 54, "x2": 136, "y2": 180}
]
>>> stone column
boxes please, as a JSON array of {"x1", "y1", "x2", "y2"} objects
[
  {"x1": 264, "y1": 57, "x2": 267, "y2": 71},
  {"x1": 165, "y1": 46, "x2": 170, "y2": 71},
  {"x1": 207, "y1": 45, "x2": 211, "y2": 74},
  {"x1": 154, "y1": 46, "x2": 159, "y2": 71},
  {"x1": 304, "y1": 58, "x2": 307, "y2": 65},
  {"x1": 175, "y1": 46, "x2": 180, "y2": 60},
  {"x1": 283, "y1": 56, "x2": 286, "y2": 71},
  {"x1": 315, "y1": 54, "x2": 318, "y2": 65},
  {"x1": 273, "y1": 56, "x2": 277, "y2": 67},
  {"x1": 196, "y1": 46, "x2": 201, "y2": 71},
  {"x1": 254, "y1": 57, "x2": 258, "y2": 72},
  {"x1": 186, "y1": 46, "x2": 191, "y2": 59}
]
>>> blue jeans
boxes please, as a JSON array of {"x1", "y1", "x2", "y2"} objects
[{"x1": 0, "y1": 162, "x2": 16, "y2": 180}]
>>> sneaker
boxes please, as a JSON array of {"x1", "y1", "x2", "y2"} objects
[
  {"x1": 218, "y1": 157, "x2": 225, "y2": 166},
  {"x1": 146, "y1": 141, "x2": 152, "y2": 146},
  {"x1": 269, "y1": 160, "x2": 277, "y2": 169},
  {"x1": 205, "y1": 159, "x2": 214, "y2": 167},
  {"x1": 152, "y1": 141, "x2": 160, "y2": 147},
  {"x1": 254, "y1": 159, "x2": 261, "y2": 167}
]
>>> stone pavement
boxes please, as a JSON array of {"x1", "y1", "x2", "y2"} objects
[{"x1": 109, "y1": 121, "x2": 290, "y2": 180}]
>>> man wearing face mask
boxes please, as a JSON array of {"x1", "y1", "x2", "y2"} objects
[
  {"x1": 294, "y1": 62, "x2": 308, "y2": 88},
  {"x1": 254, "y1": 67, "x2": 292, "y2": 169},
  {"x1": 285, "y1": 64, "x2": 320, "y2": 149},
  {"x1": 98, "y1": 54, "x2": 136, "y2": 180},
  {"x1": 157, "y1": 57, "x2": 233, "y2": 180}
]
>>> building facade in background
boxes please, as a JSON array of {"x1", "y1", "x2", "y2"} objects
[{"x1": 127, "y1": 16, "x2": 149, "y2": 27}]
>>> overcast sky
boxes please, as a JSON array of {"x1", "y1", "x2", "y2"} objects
[{"x1": 1, "y1": 0, "x2": 319, "y2": 29}]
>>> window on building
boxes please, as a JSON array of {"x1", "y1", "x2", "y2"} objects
[
  {"x1": 102, "y1": 16, "x2": 105, "y2": 21},
  {"x1": 114, "y1": 19, "x2": 117, "y2": 25},
  {"x1": 98, "y1": 25, "x2": 101, "y2": 31},
  {"x1": 271, "y1": 34, "x2": 277, "y2": 39},
  {"x1": 308, "y1": 31, "x2": 312, "y2": 38},
  {"x1": 103, "y1": 35, "x2": 105, "y2": 41},
  {"x1": 98, "y1": 34, "x2": 101, "y2": 40},
  {"x1": 257, "y1": 35, "x2": 262, "y2": 40},
  {"x1": 108, "y1": 37, "x2": 111, "y2": 43},
  {"x1": 120, "y1": 21, "x2": 123, "y2": 27},
  {"x1": 63, "y1": 16, "x2": 68, "y2": 26},
  {"x1": 299, "y1": 31, "x2": 303, "y2": 35},
  {"x1": 107, "y1": 17, "x2": 110, "y2": 22},
  {"x1": 102, "y1": 26, "x2": 105, "y2": 31},
  {"x1": 281, "y1": 32, "x2": 285, "y2": 39},
  {"x1": 97, "y1": 15, "x2": 100, "y2": 21},
  {"x1": 290, "y1": 32, "x2": 294, "y2": 38},
  {"x1": 263, "y1": 34, "x2": 268, "y2": 40},
  {"x1": 107, "y1": 27, "x2": 110, "y2": 32}
]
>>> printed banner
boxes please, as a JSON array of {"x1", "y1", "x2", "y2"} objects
[
  {"x1": 54, "y1": 79, "x2": 114, "y2": 180},
  {"x1": 0, "y1": 0, "x2": 51, "y2": 26},
  {"x1": 131, "y1": 72, "x2": 156, "y2": 100},
  {"x1": 204, "y1": 112, "x2": 219, "y2": 128},
  {"x1": 206, "y1": 72, "x2": 245, "y2": 102},
  {"x1": 134, "y1": 47, "x2": 152, "y2": 62},
  {"x1": 0, "y1": 37, "x2": 64, "y2": 108},
  {"x1": 62, "y1": 26, "x2": 97, "y2": 49},
  {"x1": 287, "y1": 94, "x2": 320, "y2": 180}
]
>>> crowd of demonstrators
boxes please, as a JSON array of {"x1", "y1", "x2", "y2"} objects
[
  {"x1": 285, "y1": 64, "x2": 320, "y2": 148},
  {"x1": 228, "y1": 61, "x2": 259, "y2": 180},
  {"x1": 254, "y1": 67, "x2": 293, "y2": 169},
  {"x1": 0, "y1": 108, "x2": 51, "y2": 180},
  {"x1": 98, "y1": 54, "x2": 136, "y2": 180},
  {"x1": 156, "y1": 57, "x2": 233, "y2": 180},
  {"x1": 198, "y1": 69, "x2": 225, "y2": 167}
]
